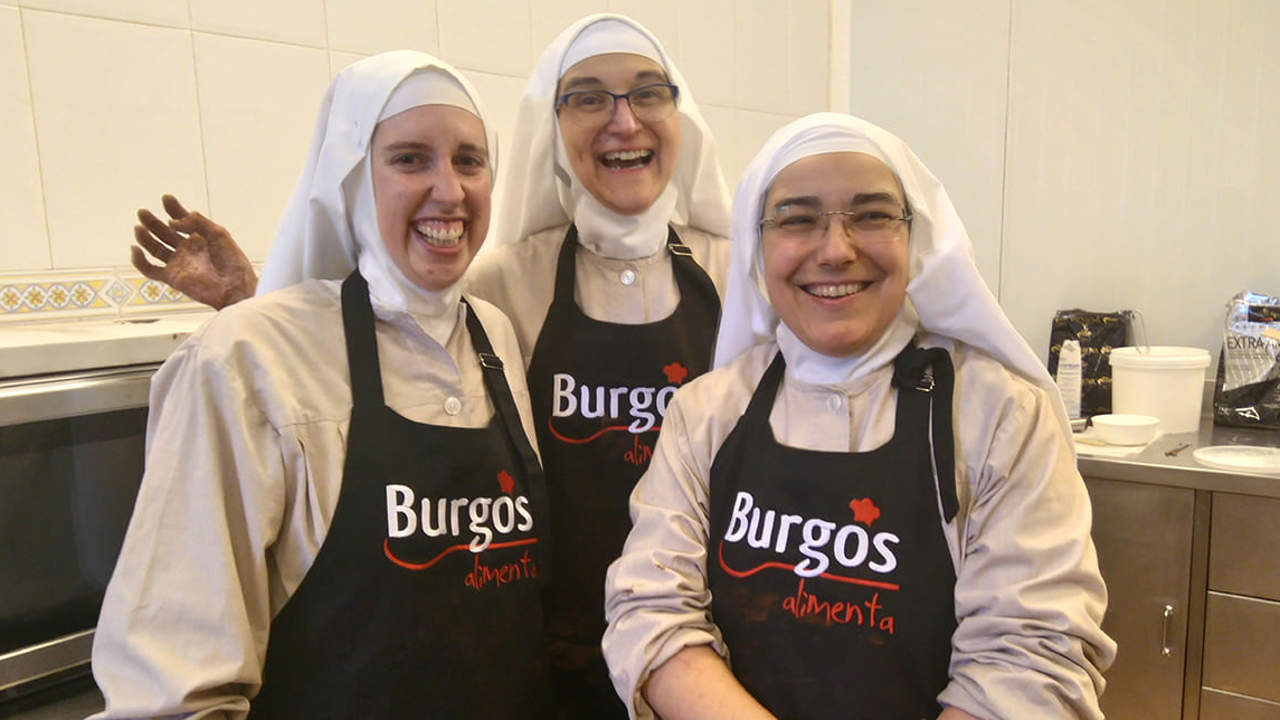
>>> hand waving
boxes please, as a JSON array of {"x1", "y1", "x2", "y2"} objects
[{"x1": 130, "y1": 195, "x2": 258, "y2": 310}]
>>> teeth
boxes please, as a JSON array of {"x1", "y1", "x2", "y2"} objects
[
  {"x1": 601, "y1": 149, "x2": 653, "y2": 162},
  {"x1": 412, "y1": 220, "x2": 464, "y2": 247},
  {"x1": 805, "y1": 282, "x2": 867, "y2": 298}
]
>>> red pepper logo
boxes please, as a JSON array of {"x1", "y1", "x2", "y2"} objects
[
  {"x1": 496, "y1": 470, "x2": 514, "y2": 494},
  {"x1": 848, "y1": 497, "x2": 881, "y2": 527},
  {"x1": 662, "y1": 362, "x2": 689, "y2": 385}
]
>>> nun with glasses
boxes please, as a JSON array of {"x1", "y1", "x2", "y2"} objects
[
  {"x1": 602, "y1": 113, "x2": 1116, "y2": 720},
  {"x1": 465, "y1": 15, "x2": 730, "y2": 716},
  {"x1": 92, "y1": 52, "x2": 552, "y2": 718},
  {"x1": 128, "y1": 14, "x2": 731, "y2": 718}
]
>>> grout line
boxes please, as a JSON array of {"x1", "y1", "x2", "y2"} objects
[
  {"x1": 435, "y1": 0, "x2": 443, "y2": 60},
  {"x1": 25, "y1": 5, "x2": 340, "y2": 53},
  {"x1": 17, "y1": 7, "x2": 55, "y2": 269},
  {"x1": 320, "y1": 0, "x2": 331, "y2": 52},
  {"x1": 187, "y1": 10, "x2": 212, "y2": 217},
  {"x1": 524, "y1": 0, "x2": 533, "y2": 69},
  {"x1": 996, "y1": 0, "x2": 1014, "y2": 304},
  {"x1": 826, "y1": 0, "x2": 851, "y2": 113}
]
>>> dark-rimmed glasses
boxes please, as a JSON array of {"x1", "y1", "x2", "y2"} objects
[{"x1": 555, "y1": 83, "x2": 680, "y2": 128}]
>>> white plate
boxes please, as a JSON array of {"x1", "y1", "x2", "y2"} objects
[{"x1": 1191, "y1": 445, "x2": 1280, "y2": 475}]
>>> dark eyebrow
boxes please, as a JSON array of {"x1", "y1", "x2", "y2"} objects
[
  {"x1": 559, "y1": 69, "x2": 671, "y2": 93},
  {"x1": 633, "y1": 70, "x2": 669, "y2": 84},
  {"x1": 380, "y1": 140, "x2": 489, "y2": 157},
  {"x1": 380, "y1": 141, "x2": 428, "y2": 154},
  {"x1": 848, "y1": 191, "x2": 902, "y2": 206},
  {"x1": 771, "y1": 191, "x2": 902, "y2": 212},
  {"x1": 770, "y1": 196, "x2": 823, "y2": 212}
]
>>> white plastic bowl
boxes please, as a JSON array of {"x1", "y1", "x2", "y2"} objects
[{"x1": 1091, "y1": 414, "x2": 1160, "y2": 446}]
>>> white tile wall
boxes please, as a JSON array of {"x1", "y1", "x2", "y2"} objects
[
  {"x1": 848, "y1": 0, "x2": 1011, "y2": 292},
  {"x1": 324, "y1": 0, "x2": 437, "y2": 56},
  {"x1": 0, "y1": 6, "x2": 49, "y2": 271},
  {"x1": 528, "y1": 0, "x2": 599, "y2": 61},
  {"x1": 329, "y1": 50, "x2": 365, "y2": 78},
  {"x1": 676, "y1": 0, "x2": 736, "y2": 107},
  {"x1": 24, "y1": 10, "x2": 205, "y2": 269},
  {"x1": 189, "y1": 0, "x2": 326, "y2": 47},
  {"x1": 18, "y1": 0, "x2": 187, "y2": 26},
  {"x1": 2, "y1": 0, "x2": 832, "y2": 309},
  {"x1": 702, "y1": 105, "x2": 797, "y2": 190},
  {"x1": 696, "y1": 103, "x2": 738, "y2": 184},
  {"x1": 193, "y1": 33, "x2": 331, "y2": 260},
  {"x1": 786, "y1": 0, "x2": 828, "y2": 115},
  {"x1": 437, "y1": 0, "x2": 531, "y2": 76},
  {"x1": 1001, "y1": 0, "x2": 1280, "y2": 357},
  {"x1": 608, "y1": 0, "x2": 679, "y2": 61},
  {"x1": 735, "y1": 0, "x2": 790, "y2": 115}
]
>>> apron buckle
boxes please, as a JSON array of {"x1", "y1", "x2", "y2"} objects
[
  {"x1": 479, "y1": 352, "x2": 504, "y2": 370},
  {"x1": 915, "y1": 365, "x2": 935, "y2": 393},
  {"x1": 668, "y1": 241, "x2": 693, "y2": 257}
]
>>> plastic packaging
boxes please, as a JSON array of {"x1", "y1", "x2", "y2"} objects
[
  {"x1": 1213, "y1": 291, "x2": 1280, "y2": 429},
  {"x1": 1056, "y1": 339, "x2": 1082, "y2": 419}
]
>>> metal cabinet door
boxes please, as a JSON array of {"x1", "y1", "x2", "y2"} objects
[{"x1": 1085, "y1": 477, "x2": 1195, "y2": 720}]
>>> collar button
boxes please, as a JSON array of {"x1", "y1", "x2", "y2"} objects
[{"x1": 444, "y1": 396, "x2": 462, "y2": 416}]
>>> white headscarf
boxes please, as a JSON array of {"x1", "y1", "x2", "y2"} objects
[
  {"x1": 715, "y1": 112, "x2": 1070, "y2": 435},
  {"x1": 257, "y1": 50, "x2": 497, "y2": 344},
  {"x1": 493, "y1": 13, "x2": 730, "y2": 259}
]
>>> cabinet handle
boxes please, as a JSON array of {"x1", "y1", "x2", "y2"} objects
[{"x1": 1160, "y1": 604, "x2": 1175, "y2": 657}]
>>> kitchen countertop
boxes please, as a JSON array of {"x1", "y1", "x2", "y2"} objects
[
  {"x1": 1077, "y1": 414, "x2": 1280, "y2": 498},
  {"x1": 0, "y1": 312, "x2": 213, "y2": 380}
]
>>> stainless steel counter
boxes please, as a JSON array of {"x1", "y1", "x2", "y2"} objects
[{"x1": 1077, "y1": 416, "x2": 1280, "y2": 499}]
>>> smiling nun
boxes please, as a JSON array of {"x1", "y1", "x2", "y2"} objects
[
  {"x1": 91, "y1": 52, "x2": 552, "y2": 718},
  {"x1": 463, "y1": 14, "x2": 732, "y2": 717},
  {"x1": 121, "y1": 15, "x2": 732, "y2": 717},
  {"x1": 602, "y1": 113, "x2": 1116, "y2": 720}
]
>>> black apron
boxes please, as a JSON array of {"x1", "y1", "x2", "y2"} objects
[
  {"x1": 248, "y1": 271, "x2": 552, "y2": 719},
  {"x1": 707, "y1": 345, "x2": 960, "y2": 720},
  {"x1": 526, "y1": 226, "x2": 720, "y2": 717}
]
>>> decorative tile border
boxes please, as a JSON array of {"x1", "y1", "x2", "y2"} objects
[{"x1": 0, "y1": 267, "x2": 259, "y2": 323}]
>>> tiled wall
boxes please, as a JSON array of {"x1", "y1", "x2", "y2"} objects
[
  {"x1": 0, "y1": 0, "x2": 830, "y2": 323},
  {"x1": 845, "y1": 0, "x2": 1280, "y2": 358}
]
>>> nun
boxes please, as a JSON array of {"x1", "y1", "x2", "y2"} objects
[
  {"x1": 602, "y1": 113, "x2": 1116, "y2": 720},
  {"x1": 92, "y1": 52, "x2": 551, "y2": 718},
  {"x1": 130, "y1": 14, "x2": 733, "y2": 717},
  {"x1": 463, "y1": 14, "x2": 731, "y2": 716}
]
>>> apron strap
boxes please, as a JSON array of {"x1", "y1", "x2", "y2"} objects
[
  {"x1": 341, "y1": 270, "x2": 385, "y2": 409},
  {"x1": 744, "y1": 351, "x2": 788, "y2": 425},
  {"x1": 461, "y1": 299, "x2": 543, "y2": 485},
  {"x1": 463, "y1": 300, "x2": 552, "y2": 588},
  {"x1": 666, "y1": 227, "x2": 723, "y2": 319},
  {"x1": 892, "y1": 344, "x2": 958, "y2": 523},
  {"x1": 551, "y1": 225, "x2": 581, "y2": 308}
]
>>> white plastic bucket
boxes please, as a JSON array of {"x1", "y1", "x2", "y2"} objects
[{"x1": 1109, "y1": 346, "x2": 1211, "y2": 434}]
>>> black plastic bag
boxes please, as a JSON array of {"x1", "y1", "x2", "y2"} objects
[
  {"x1": 1047, "y1": 309, "x2": 1133, "y2": 417},
  {"x1": 1213, "y1": 291, "x2": 1280, "y2": 429}
]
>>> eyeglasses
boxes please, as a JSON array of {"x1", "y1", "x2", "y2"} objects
[
  {"x1": 554, "y1": 83, "x2": 680, "y2": 127},
  {"x1": 758, "y1": 205, "x2": 912, "y2": 241}
]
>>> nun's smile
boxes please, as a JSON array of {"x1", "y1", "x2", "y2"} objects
[
  {"x1": 556, "y1": 53, "x2": 680, "y2": 216},
  {"x1": 372, "y1": 104, "x2": 491, "y2": 292},
  {"x1": 761, "y1": 152, "x2": 909, "y2": 357}
]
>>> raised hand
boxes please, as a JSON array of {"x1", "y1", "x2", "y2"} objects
[{"x1": 130, "y1": 195, "x2": 258, "y2": 310}]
